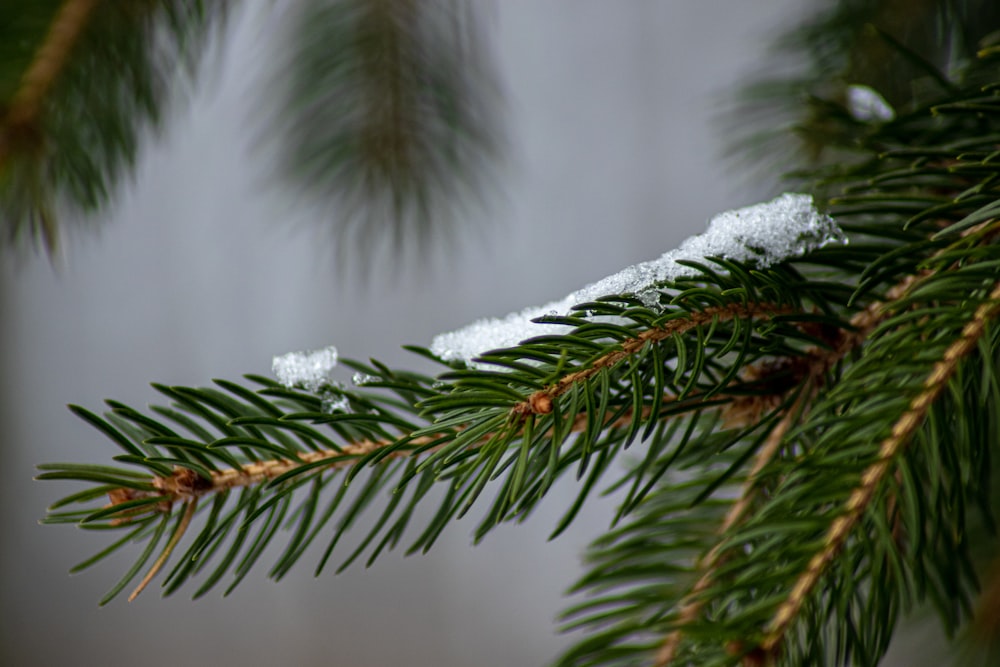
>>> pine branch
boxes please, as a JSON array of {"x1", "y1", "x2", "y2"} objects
[
  {"x1": 655, "y1": 389, "x2": 813, "y2": 667},
  {"x1": 555, "y1": 36, "x2": 1000, "y2": 665},
  {"x1": 271, "y1": 0, "x2": 503, "y2": 268},
  {"x1": 80, "y1": 298, "x2": 820, "y2": 524},
  {"x1": 0, "y1": 0, "x2": 99, "y2": 251},
  {"x1": 655, "y1": 220, "x2": 999, "y2": 664},
  {"x1": 0, "y1": 0, "x2": 223, "y2": 253},
  {"x1": 0, "y1": 0, "x2": 98, "y2": 158},
  {"x1": 559, "y1": 266, "x2": 895, "y2": 666},
  {"x1": 726, "y1": 0, "x2": 1000, "y2": 185},
  {"x1": 763, "y1": 277, "x2": 1000, "y2": 658},
  {"x1": 38, "y1": 265, "x2": 851, "y2": 604}
]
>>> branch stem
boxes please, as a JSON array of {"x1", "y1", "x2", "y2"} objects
[
  {"x1": 515, "y1": 302, "x2": 796, "y2": 416},
  {"x1": 652, "y1": 265, "x2": 939, "y2": 664},
  {"x1": 0, "y1": 0, "x2": 100, "y2": 164},
  {"x1": 111, "y1": 392, "x2": 713, "y2": 513}
]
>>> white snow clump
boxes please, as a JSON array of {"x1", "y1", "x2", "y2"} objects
[
  {"x1": 272, "y1": 345, "x2": 339, "y2": 392},
  {"x1": 430, "y1": 193, "x2": 845, "y2": 365},
  {"x1": 321, "y1": 392, "x2": 350, "y2": 413},
  {"x1": 352, "y1": 372, "x2": 378, "y2": 386},
  {"x1": 846, "y1": 84, "x2": 895, "y2": 122}
]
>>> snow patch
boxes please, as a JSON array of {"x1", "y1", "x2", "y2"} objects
[
  {"x1": 430, "y1": 193, "x2": 844, "y2": 365},
  {"x1": 272, "y1": 346, "x2": 339, "y2": 392},
  {"x1": 846, "y1": 85, "x2": 895, "y2": 122},
  {"x1": 321, "y1": 391, "x2": 350, "y2": 413}
]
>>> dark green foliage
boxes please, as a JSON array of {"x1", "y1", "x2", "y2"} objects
[
  {"x1": 551, "y1": 9, "x2": 1000, "y2": 665},
  {"x1": 728, "y1": 0, "x2": 1000, "y2": 190},
  {"x1": 38, "y1": 262, "x2": 849, "y2": 600},
  {"x1": 0, "y1": 1, "x2": 64, "y2": 101},
  {"x1": 271, "y1": 0, "x2": 502, "y2": 268},
  {"x1": 0, "y1": 0, "x2": 223, "y2": 253},
  {"x1": 0, "y1": 0, "x2": 501, "y2": 263}
]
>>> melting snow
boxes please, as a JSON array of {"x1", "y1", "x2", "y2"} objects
[
  {"x1": 272, "y1": 346, "x2": 339, "y2": 392},
  {"x1": 352, "y1": 372, "x2": 378, "y2": 386},
  {"x1": 430, "y1": 193, "x2": 844, "y2": 364},
  {"x1": 321, "y1": 391, "x2": 350, "y2": 413},
  {"x1": 846, "y1": 85, "x2": 895, "y2": 122}
]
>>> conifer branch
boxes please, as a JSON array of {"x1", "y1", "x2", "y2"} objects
[
  {"x1": 0, "y1": 0, "x2": 98, "y2": 250},
  {"x1": 5, "y1": 0, "x2": 98, "y2": 125},
  {"x1": 653, "y1": 305, "x2": 866, "y2": 664},
  {"x1": 761, "y1": 277, "x2": 1000, "y2": 655},
  {"x1": 53, "y1": 281, "x2": 853, "y2": 603},
  {"x1": 514, "y1": 302, "x2": 796, "y2": 417},
  {"x1": 1, "y1": 0, "x2": 224, "y2": 254},
  {"x1": 100, "y1": 300, "x2": 835, "y2": 532},
  {"x1": 654, "y1": 388, "x2": 812, "y2": 666},
  {"x1": 651, "y1": 246, "x2": 985, "y2": 664},
  {"x1": 98, "y1": 298, "x2": 805, "y2": 519},
  {"x1": 0, "y1": 0, "x2": 99, "y2": 166},
  {"x1": 273, "y1": 0, "x2": 502, "y2": 266},
  {"x1": 103, "y1": 390, "x2": 743, "y2": 522}
]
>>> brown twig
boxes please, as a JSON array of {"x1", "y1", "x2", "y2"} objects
[
  {"x1": 107, "y1": 390, "x2": 721, "y2": 517},
  {"x1": 514, "y1": 302, "x2": 796, "y2": 417},
  {"x1": 0, "y1": 0, "x2": 100, "y2": 165},
  {"x1": 108, "y1": 436, "x2": 427, "y2": 514},
  {"x1": 108, "y1": 301, "x2": 806, "y2": 516}
]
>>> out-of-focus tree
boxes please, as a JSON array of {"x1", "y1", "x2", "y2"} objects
[{"x1": 0, "y1": 0, "x2": 502, "y2": 265}]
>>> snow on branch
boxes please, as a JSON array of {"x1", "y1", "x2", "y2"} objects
[
  {"x1": 846, "y1": 84, "x2": 895, "y2": 123},
  {"x1": 431, "y1": 193, "x2": 845, "y2": 364},
  {"x1": 272, "y1": 346, "x2": 339, "y2": 392}
]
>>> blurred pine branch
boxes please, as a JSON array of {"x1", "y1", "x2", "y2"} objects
[
  {"x1": 0, "y1": 0, "x2": 223, "y2": 254},
  {"x1": 0, "y1": 0, "x2": 502, "y2": 266},
  {"x1": 271, "y1": 0, "x2": 503, "y2": 271}
]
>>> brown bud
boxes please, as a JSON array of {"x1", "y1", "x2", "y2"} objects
[{"x1": 528, "y1": 392, "x2": 553, "y2": 414}]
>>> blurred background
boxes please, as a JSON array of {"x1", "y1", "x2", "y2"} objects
[{"x1": 0, "y1": 2, "x2": 822, "y2": 665}]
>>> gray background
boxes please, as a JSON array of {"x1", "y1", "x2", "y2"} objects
[{"x1": 0, "y1": 2, "x2": 858, "y2": 666}]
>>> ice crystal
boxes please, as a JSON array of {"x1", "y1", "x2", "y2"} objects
[
  {"x1": 321, "y1": 391, "x2": 350, "y2": 413},
  {"x1": 352, "y1": 372, "x2": 378, "y2": 386}
]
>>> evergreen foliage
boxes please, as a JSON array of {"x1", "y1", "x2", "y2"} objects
[
  {"x1": 0, "y1": 0, "x2": 222, "y2": 253},
  {"x1": 32, "y1": 2, "x2": 1000, "y2": 666},
  {"x1": 0, "y1": 0, "x2": 498, "y2": 259},
  {"x1": 272, "y1": 0, "x2": 502, "y2": 267}
]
